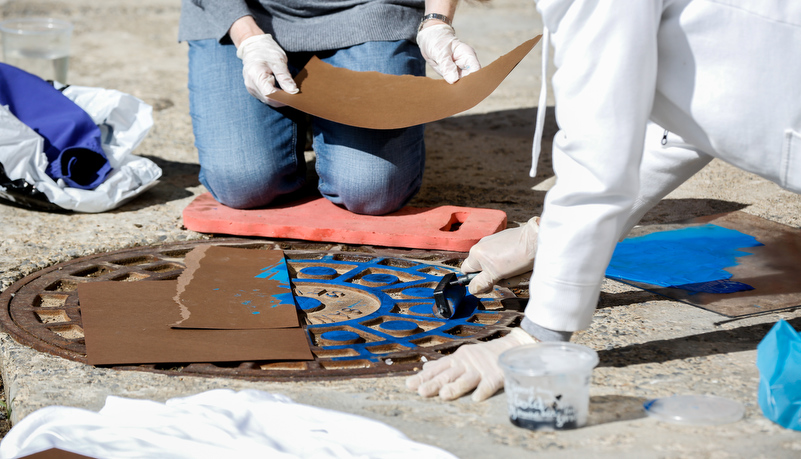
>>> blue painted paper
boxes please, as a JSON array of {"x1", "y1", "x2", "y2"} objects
[{"x1": 606, "y1": 224, "x2": 763, "y2": 293}]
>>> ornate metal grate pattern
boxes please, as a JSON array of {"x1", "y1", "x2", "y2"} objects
[{"x1": 0, "y1": 239, "x2": 525, "y2": 380}]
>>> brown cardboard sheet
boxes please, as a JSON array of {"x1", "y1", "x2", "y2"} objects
[
  {"x1": 78, "y1": 281, "x2": 312, "y2": 366},
  {"x1": 269, "y1": 36, "x2": 541, "y2": 129},
  {"x1": 20, "y1": 449, "x2": 95, "y2": 459},
  {"x1": 616, "y1": 212, "x2": 801, "y2": 318},
  {"x1": 172, "y1": 246, "x2": 299, "y2": 329}
]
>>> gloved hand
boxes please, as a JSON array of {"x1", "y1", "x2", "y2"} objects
[
  {"x1": 461, "y1": 216, "x2": 540, "y2": 295},
  {"x1": 406, "y1": 328, "x2": 537, "y2": 401},
  {"x1": 416, "y1": 23, "x2": 480, "y2": 84},
  {"x1": 236, "y1": 34, "x2": 298, "y2": 107}
]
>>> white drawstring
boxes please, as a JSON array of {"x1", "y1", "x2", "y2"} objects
[{"x1": 530, "y1": 27, "x2": 550, "y2": 178}]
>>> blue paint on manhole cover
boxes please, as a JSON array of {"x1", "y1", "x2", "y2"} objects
[
  {"x1": 400, "y1": 287, "x2": 435, "y2": 298},
  {"x1": 300, "y1": 266, "x2": 338, "y2": 277},
  {"x1": 379, "y1": 320, "x2": 418, "y2": 332},
  {"x1": 320, "y1": 330, "x2": 361, "y2": 342},
  {"x1": 409, "y1": 304, "x2": 436, "y2": 315},
  {"x1": 296, "y1": 296, "x2": 323, "y2": 311},
  {"x1": 362, "y1": 273, "x2": 399, "y2": 285},
  {"x1": 0, "y1": 240, "x2": 521, "y2": 381}
]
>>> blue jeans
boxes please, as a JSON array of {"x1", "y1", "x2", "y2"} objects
[{"x1": 187, "y1": 39, "x2": 426, "y2": 215}]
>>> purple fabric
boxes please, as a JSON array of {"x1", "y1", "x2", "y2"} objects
[{"x1": 0, "y1": 62, "x2": 111, "y2": 189}]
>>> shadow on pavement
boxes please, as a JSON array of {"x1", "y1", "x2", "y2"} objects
[{"x1": 596, "y1": 316, "x2": 799, "y2": 368}]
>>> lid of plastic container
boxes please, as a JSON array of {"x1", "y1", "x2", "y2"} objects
[
  {"x1": 498, "y1": 342, "x2": 599, "y2": 376},
  {"x1": 643, "y1": 395, "x2": 745, "y2": 425}
]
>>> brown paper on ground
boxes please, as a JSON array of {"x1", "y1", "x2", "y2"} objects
[
  {"x1": 269, "y1": 36, "x2": 541, "y2": 129},
  {"x1": 20, "y1": 449, "x2": 96, "y2": 459},
  {"x1": 78, "y1": 281, "x2": 312, "y2": 366},
  {"x1": 172, "y1": 246, "x2": 299, "y2": 329}
]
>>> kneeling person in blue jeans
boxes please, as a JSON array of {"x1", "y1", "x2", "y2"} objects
[{"x1": 179, "y1": 1, "x2": 477, "y2": 215}]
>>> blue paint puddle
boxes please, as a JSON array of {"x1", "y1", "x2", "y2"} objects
[
  {"x1": 606, "y1": 224, "x2": 762, "y2": 293},
  {"x1": 252, "y1": 311, "x2": 260, "y2": 315}
]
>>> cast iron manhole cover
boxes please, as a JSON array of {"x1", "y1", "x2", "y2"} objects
[{"x1": 0, "y1": 239, "x2": 525, "y2": 380}]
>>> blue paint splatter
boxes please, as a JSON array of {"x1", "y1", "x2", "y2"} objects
[
  {"x1": 253, "y1": 257, "x2": 297, "y2": 308},
  {"x1": 255, "y1": 259, "x2": 291, "y2": 285},
  {"x1": 212, "y1": 288, "x2": 219, "y2": 291},
  {"x1": 252, "y1": 311, "x2": 260, "y2": 315},
  {"x1": 606, "y1": 224, "x2": 762, "y2": 293},
  {"x1": 241, "y1": 301, "x2": 252, "y2": 305}
]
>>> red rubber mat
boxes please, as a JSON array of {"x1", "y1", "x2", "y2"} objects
[{"x1": 182, "y1": 193, "x2": 507, "y2": 252}]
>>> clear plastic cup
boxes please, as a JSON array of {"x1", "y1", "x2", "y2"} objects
[
  {"x1": 499, "y1": 342, "x2": 599, "y2": 430},
  {"x1": 0, "y1": 17, "x2": 73, "y2": 83}
]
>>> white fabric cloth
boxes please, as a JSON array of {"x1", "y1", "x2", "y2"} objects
[
  {"x1": 0, "y1": 389, "x2": 458, "y2": 459},
  {"x1": 0, "y1": 85, "x2": 160, "y2": 212},
  {"x1": 527, "y1": 0, "x2": 801, "y2": 331}
]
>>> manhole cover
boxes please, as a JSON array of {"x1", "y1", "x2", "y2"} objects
[{"x1": 0, "y1": 239, "x2": 526, "y2": 380}]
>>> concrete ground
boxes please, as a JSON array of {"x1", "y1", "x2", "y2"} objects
[{"x1": 1, "y1": 0, "x2": 801, "y2": 457}]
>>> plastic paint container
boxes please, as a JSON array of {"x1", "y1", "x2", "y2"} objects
[
  {"x1": 499, "y1": 342, "x2": 599, "y2": 430},
  {"x1": 0, "y1": 18, "x2": 73, "y2": 83}
]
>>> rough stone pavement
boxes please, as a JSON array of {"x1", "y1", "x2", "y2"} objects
[{"x1": 1, "y1": 1, "x2": 800, "y2": 457}]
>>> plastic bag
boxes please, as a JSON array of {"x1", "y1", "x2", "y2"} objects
[
  {"x1": 0, "y1": 83, "x2": 161, "y2": 213},
  {"x1": 756, "y1": 319, "x2": 801, "y2": 431}
]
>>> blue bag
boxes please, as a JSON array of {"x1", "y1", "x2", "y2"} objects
[
  {"x1": 0, "y1": 62, "x2": 111, "y2": 190},
  {"x1": 756, "y1": 320, "x2": 801, "y2": 430}
]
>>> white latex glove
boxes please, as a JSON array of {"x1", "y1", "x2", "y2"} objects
[
  {"x1": 461, "y1": 216, "x2": 540, "y2": 295},
  {"x1": 406, "y1": 328, "x2": 537, "y2": 401},
  {"x1": 236, "y1": 34, "x2": 298, "y2": 107},
  {"x1": 416, "y1": 23, "x2": 480, "y2": 84}
]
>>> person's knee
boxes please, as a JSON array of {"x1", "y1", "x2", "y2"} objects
[
  {"x1": 330, "y1": 171, "x2": 422, "y2": 216},
  {"x1": 199, "y1": 158, "x2": 296, "y2": 209}
]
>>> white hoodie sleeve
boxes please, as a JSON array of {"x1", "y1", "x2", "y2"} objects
[{"x1": 526, "y1": 0, "x2": 663, "y2": 331}]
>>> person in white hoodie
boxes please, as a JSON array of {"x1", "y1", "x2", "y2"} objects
[{"x1": 408, "y1": 0, "x2": 801, "y2": 402}]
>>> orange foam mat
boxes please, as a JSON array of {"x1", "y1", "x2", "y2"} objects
[{"x1": 183, "y1": 193, "x2": 507, "y2": 252}]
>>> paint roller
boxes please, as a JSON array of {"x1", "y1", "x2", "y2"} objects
[{"x1": 433, "y1": 271, "x2": 530, "y2": 319}]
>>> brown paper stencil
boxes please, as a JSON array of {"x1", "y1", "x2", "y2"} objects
[
  {"x1": 78, "y1": 281, "x2": 312, "y2": 366},
  {"x1": 172, "y1": 246, "x2": 299, "y2": 329},
  {"x1": 269, "y1": 36, "x2": 541, "y2": 129},
  {"x1": 614, "y1": 212, "x2": 801, "y2": 318}
]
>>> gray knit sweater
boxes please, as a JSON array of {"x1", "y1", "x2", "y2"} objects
[{"x1": 178, "y1": 0, "x2": 425, "y2": 52}]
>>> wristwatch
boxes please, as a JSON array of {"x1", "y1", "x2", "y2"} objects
[{"x1": 418, "y1": 13, "x2": 452, "y2": 31}]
